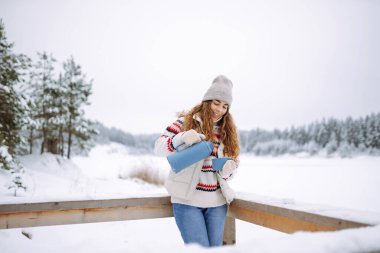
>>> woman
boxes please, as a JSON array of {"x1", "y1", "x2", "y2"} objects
[{"x1": 154, "y1": 75, "x2": 240, "y2": 247}]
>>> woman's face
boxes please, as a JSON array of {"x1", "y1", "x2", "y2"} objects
[{"x1": 210, "y1": 99, "x2": 228, "y2": 122}]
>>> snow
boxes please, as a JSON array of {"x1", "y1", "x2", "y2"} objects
[
  {"x1": 1, "y1": 221, "x2": 379, "y2": 253},
  {"x1": 1, "y1": 143, "x2": 380, "y2": 252},
  {"x1": 0, "y1": 145, "x2": 13, "y2": 163},
  {"x1": 236, "y1": 192, "x2": 380, "y2": 226},
  {"x1": 0, "y1": 144, "x2": 168, "y2": 204},
  {"x1": 231, "y1": 154, "x2": 380, "y2": 213}
]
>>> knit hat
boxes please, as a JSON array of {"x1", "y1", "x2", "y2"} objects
[{"x1": 202, "y1": 75, "x2": 233, "y2": 106}]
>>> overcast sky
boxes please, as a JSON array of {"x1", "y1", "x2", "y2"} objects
[{"x1": 1, "y1": 0, "x2": 379, "y2": 134}]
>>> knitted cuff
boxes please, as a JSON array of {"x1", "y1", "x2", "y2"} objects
[
  {"x1": 171, "y1": 132, "x2": 185, "y2": 150},
  {"x1": 218, "y1": 170, "x2": 233, "y2": 179}
]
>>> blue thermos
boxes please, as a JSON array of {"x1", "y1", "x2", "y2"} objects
[{"x1": 167, "y1": 141, "x2": 214, "y2": 173}]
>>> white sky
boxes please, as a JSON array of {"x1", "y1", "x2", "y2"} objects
[{"x1": 1, "y1": 0, "x2": 379, "y2": 134}]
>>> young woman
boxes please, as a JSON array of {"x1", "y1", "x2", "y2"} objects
[{"x1": 154, "y1": 75, "x2": 240, "y2": 247}]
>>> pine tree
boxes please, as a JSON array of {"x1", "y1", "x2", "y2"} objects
[
  {"x1": 0, "y1": 20, "x2": 29, "y2": 193},
  {"x1": 8, "y1": 161, "x2": 27, "y2": 196},
  {"x1": 56, "y1": 73, "x2": 67, "y2": 156},
  {"x1": 343, "y1": 116, "x2": 355, "y2": 146},
  {"x1": 326, "y1": 131, "x2": 338, "y2": 155},
  {"x1": 293, "y1": 125, "x2": 309, "y2": 145},
  {"x1": 29, "y1": 52, "x2": 60, "y2": 154},
  {"x1": 25, "y1": 99, "x2": 39, "y2": 154},
  {"x1": 375, "y1": 113, "x2": 380, "y2": 149},
  {"x1": 315, "y1": 119, "x2": 330, "y2": 147},
  {"x1": 365, "y1": 114, "x2": 378, "y2": 149},
  {"x1": 357, "y1": 117, "x2": 366, "y2": 148},
  {"x1": 62, "y1": 57, "x2": 93, "y2": 158},
  {"x1": 0, "y1": 20, "x2": 30, "y2": 159}
]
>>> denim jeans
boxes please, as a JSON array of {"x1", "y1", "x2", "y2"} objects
[{"x1": 172, "y1": 203, "x2": 227, "y2": 247}]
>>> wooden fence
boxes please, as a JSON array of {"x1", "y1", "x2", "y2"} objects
[{"x1": 0, "y1": 194, "x2": 374, "y2": 245}]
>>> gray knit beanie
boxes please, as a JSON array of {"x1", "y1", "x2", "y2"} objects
[{"x1": 202, "y1": 75, "x2": 233, "y2": 106}]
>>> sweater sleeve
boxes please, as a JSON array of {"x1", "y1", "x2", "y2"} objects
[{"x1": 154, "y1": 117, "x2": 187, "y2": 157}]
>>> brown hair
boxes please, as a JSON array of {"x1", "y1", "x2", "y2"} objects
[{"x1": 182, "y1": 100, "x2": 240, "y2": 159}]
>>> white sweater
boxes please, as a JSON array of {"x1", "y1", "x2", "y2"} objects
[{"x1": 154, "y1": 114, "x2": 237, "y2": 207}]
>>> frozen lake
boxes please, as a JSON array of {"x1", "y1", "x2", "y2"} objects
[{"x1": 231, "y1": 154, "x2": 380, "y2": 213}]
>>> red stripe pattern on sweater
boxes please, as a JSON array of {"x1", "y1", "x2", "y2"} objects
[
  {"x1": 201, "y1": 164, "x2": 216, "y2": 173},
  {"x1": 196, "y1": 183, "x2": 220, "y2": 192},
  {"x1": 163, "y1": 119, "x2": 184, "y2": 152},
  {"x1": 195, "y1": 124, "x2": 225, "y2": 193},
  {"x1": 166, "y1": 137, "x2": 175, "y2": 152}
]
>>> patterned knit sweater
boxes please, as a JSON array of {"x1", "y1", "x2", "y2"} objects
[{"x1": 160, "y1": 116, "x2": 231, "y2": 207}]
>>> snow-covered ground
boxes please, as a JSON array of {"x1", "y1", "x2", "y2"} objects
[{"x1": 1, "y1": 143, "x2": 380, "y2": 252}]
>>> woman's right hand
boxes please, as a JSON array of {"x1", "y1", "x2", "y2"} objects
[{"x1": 180, "y1": 129, "x2": 205, "y2": 146}]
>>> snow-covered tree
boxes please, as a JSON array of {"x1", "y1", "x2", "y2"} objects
[
  {"x1": 56, "y1": 73, "x2": 68, "y2": 156},
  {"x1": 315, "y1": 119, "x2": 330, "y2": 147},
  {"x1": 326, "y1": 131, "x2": 338, "y2": 155},
  {"x1": 0, "y1": 20, "x2": 30, "y2": 195},
  {"x1": 24, "y1": 99, "x2": 39, "y2": 154},
  {"x1": 62, "y1": 57, "x2": 93, "y2": 158},
  {"x1": 337, "y1": 141, "x2": 355, "y2": 158},
  {"x1": 341, "y1": 117, "x2": 352, "y2": 145},
  {"x1": 0, "y1": 19, "x2": 30, "y2": 161},
  {"x1": 0, "y1": 145, "x2": 27, "y2": 195},
  {"x1": 229, "y1": 113, "x2": 379, "y2": 157},
  {"x1": 375, "y1": 113, "x2": 380, "y2": 149},
  {"x1": 365, "y1": 113, "x2": 380, "y2": 149},
  {"x1": 0, "y1": 85, "x2": 24, "y2": 155},
  {"x1": 8, "y1": 163, "x2": 27, "y2": 196},
  {"x1": 69, "y1": 117, "x2": 98, "y2": 156},
  {"x1": 292, "y1": 125, "x2": 309, "y2": 145},
  {"x1": 25, "y1": 54, "x2": 96, "y2": 158},
  {"x1": 357, "y1": 118, "x2": 367, "y2": 149},
  {"x1": 29, "y1": 52, "x2": 60, "y2": 154},
  {"x1": 303, "y1": 140, "x2": 319, "y2": 155}
]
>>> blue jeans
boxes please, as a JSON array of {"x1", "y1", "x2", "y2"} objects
[{"x1": 172, "y1": 203, "x2": 227, "y2": 247}]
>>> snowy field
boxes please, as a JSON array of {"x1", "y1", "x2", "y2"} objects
[
  {"x1": 230, "y1": 154, "x2": 380, "y2": 213},
  {"x1": 1, "y1": 143, "x2": 380, "y2": 252}
]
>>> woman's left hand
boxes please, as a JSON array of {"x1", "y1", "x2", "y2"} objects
[{"x1": 219, "y1": 160, "x2": 237, "y2": 177}]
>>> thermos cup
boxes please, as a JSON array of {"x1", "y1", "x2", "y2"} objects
[
  {"x1": 212, "y1": 157, "x2": 231, "y2": 171},
  {"x1": 167, "y1": 141, "x2": 214, "y2": 173}
]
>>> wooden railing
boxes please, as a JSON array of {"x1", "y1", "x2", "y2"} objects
[{"x1": 0, "y1": 194, "x2": 375, "y2": 245}]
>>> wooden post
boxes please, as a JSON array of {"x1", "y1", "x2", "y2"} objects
[{"x1": 223, "y1": 215, "x2": 236, "y2": 245}]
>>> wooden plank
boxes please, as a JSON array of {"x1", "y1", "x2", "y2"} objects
[
  {"x1": 0, "y1": 196, "x2": 172, "y2": 213},
  {"x1": 0, "y1": 196, "x2": 173, "y2": 229},
  {"x1": 0, "y1": 205, "x2": 173, "y2": 229},
  {"x1": 1, "y1": 195, "x2": 372, "y2": 233},
  {"x1": 228, "y1": 199, "x2": 370, "y2": 233}
]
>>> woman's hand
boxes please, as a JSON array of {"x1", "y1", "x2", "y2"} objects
[
  {"x1": 219, "y1": 160, "x2": 237, "y2": 178},
  {"x1": 180, "y1": 129, "x2": 205, "y2": 146}
]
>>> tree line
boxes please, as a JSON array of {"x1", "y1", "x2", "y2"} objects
[
  {"x1": 239, "y1": 113, "x2": 380, "y2": 157},
  {"x1": 96, "y1": 113, "x2": 380, "y2": 158}
]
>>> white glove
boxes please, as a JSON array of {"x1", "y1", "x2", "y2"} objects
[
  {"x1": 219, "y1": 160, "x2": 236, "y2": 178},
  {"x1": 180, "y1": 129, "x2": 205, "y2": 146}
]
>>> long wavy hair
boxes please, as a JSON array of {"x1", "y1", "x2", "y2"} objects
[{"x1": 181, "y1": 100, "x2": 240, "y2": 159}]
